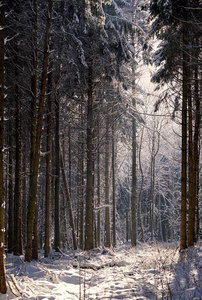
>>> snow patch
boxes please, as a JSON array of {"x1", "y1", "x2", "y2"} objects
[{"x1": 1, "y1": 242, "x2": 202, "y2": 299}]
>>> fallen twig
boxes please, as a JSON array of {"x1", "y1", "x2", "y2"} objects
[
  {"x1": 9, "y1": 274, "x2": 23, "y2": 297},
  {"x1": 73, "y1": 261, "x2": 120, "y2": 270}
]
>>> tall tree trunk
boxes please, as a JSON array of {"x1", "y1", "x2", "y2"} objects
[
  {"x1": 150, "y1": 155, "x2": 155, "y2": 241},
  {"x1": 85, "y1": 60, "x2": 94, "y2": 250},
  {"x1": 60, "y1": 146, "x2": 77, "y2": 250},
  {"x1": 25, "y1": 0, "x2": 53, "y2": 262},
  {"x1": 8, "y1": 122, "x2": 14, "y2": 253},
  {"x1": 14, "y1": 92, "x2": 22, "y2": 256},
  {"x1": 44, "y1": 75, "x2": 52, "y2": 257},
  {"x1": 131, "y1": 0, "x2": 137, "y2": 247},
  {"x1": 192, "y1": 43, "x2": 200, "y2": 243},
  {"x1": 180, "y1": 27, "x2": 188, "y2": 251},
  {"x1": 68, "y1": 125, "x2": 72, "y2": 196},
  {"x1": 0, "y1": 2, "x2": 7, "y2": 293},
  {"x1": 29, "y1": 0, "x2": 38, "y2": 260},
  {"x1": 138, "y1": 128, "x2": 144, "y2": 243},
  {"x1": 96, "y1": 130, "x2": 101, "y2": 248},
  {"x1": 126, "y1": 211, "x2": 129, "y2": 242},
  {"x1": 21, "y1": 159, "x2": 27, "y2": 249},
  {"x1": 54, "y1": 93, "x2": 60, "y2": 251},
  {"x1": 78, "y1": 105, "x2": 84, "y2": 249},
  {"x1": 105, "y1": 116, "x2": 111, "y2": 248},
  {"x1": 131, "y1": 105, "x2": 137, "y2": 246},
  {"x1": 194, "y1": 69, "x2": 201, "y2": 241},
  {"x1": 112, "y1": 120, "x2": 116, "y2": 248},
  {"x1": 149, "y1": 127, "x2": 160, "y2": 242},
  {"x1": 187, "y1": 71, "x2": 194, "y2": 247},
  {"x1": 32, "y1": 209, "x2": 38, "y2": 259}
]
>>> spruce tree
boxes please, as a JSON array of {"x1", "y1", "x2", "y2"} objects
[{"x1": 148, "y1": 0, "x2": 201, "y2": 249}]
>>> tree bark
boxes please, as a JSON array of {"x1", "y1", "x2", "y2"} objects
[
  {"x1": 25, "y1": 0, "x2": 53, "y2": 262},
  {"x1": 22, "y1": 148, "x2": 27, "y2": 248},
  {"x1": 189, "y1": 39, "x2": 200, "y2": 244},
  {"x1": 59, "y1": 146, "x2": 77, "y2": 250},
  {"x1": 30, "y1": 0, "x2": 38, "y2": 261},
  {"x1": 131, "y1": 0, "x2": 137, "y2": 247},
  {"x1": 8, "y1": 122, "x2": 14, "y2": 253},
  {"x1": 85, "y1": 61, "x2": 94, "y2": 250},
  {"x1": 138, "y1": 128, "x2": 144, "y2": 243},
  {"x1": 195, "y1": 69, "x2": 201, "y2": 241},
  {"x1": 96, "y1": 127, "x2": 101, "y2": 248},
  {"x1": 131, "y1": 106, "x2": 137, "y2": 246},
  {"x1": 14, "y1": 89, "x2": 22, "y2": 256},
  {"x1": 105, "y1": 115, "x2": 111, "y2": 248},
  {"x1": 180, "y1": 26, "x2": 188, "y2": 251},
  {"x1": 150, "y1": 154, "x2": 155, "y2": 241},
  {"x1": 78, "y1": 104, "x2": 84, "y2": 249},
  {"x1": 44, "y1": 74, "x2": 52, "y2": 257},
  {"x1": 0, "y1": 2, "x2": 7, "y2": 293},
  {"x1": 54, "y1": 93, "x2": 60, "y2": 251},
  {"x1": 68, "y1": 125, "x2": 72, "y2": 196},
  {"x1": 112, "y1": 120, "x2": 116, "y2": 248},
  {"x1": 187, "y1": 70, "x2": 194, "y2": 247}
]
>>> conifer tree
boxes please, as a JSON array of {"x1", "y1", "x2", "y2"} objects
[
  {"x1": 148, "y1": 0, "x2": 201, "y2": 249},
  {"x1": 25, "y1": 0, "x2": 53, "y2": 262}
]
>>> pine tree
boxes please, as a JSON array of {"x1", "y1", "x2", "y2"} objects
[
  {"x1": 148, "y1": 0, "x2": 201, "y2": 249},
  {"x1": 25, "y1": 0, "x2": 53, "y2": 262}
]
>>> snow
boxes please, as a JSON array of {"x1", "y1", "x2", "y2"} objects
[{"x1": 1, "y1": 242, "x2": 201, "y2": 299}]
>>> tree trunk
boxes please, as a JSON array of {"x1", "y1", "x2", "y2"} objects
[
  {"x1": 131, "y1": 0, "x2": 137, "y2": 247},
  {"x1": 187, "y1": 71, "x2": 194, "y2": 247},
  {"x1": 138, "y1": 128, "x2": 144, "y2": 243},
  {"x1": 85, "y1": 61, "x2": 94, "y2": 250},
  {"x1": 131, "y1": 108, "x2": 137, "y2": 246},
  {"x1": 78, "y1": 105, "x2": 84, "y2": 249},
  {"x1": 105, "y1": 116, "x2": 111, "y2": 248},
  {"x1": 59, "y1": 146, "x2": 77, "y2": 250},
  {"x1": 68, "y1": 125, "x2": 72, "y2": 196},
  {"x1": 30, "y1": 0, "x2": 38, "y2": 261},
  {"x1": 192, "y1": 44, "x2": 200, "y2": 243},
  {"x1": 0, "y1": 2, "x2": 7, "y2": 293},
  {"x1": 22, "y1": 150, "x2": 27, "y2": 248},
  {"x1": 149, "y1": 126, "x2": 160, "y2": 242},
  {"x1": 32, "y1": 209, "x2": 38, "y2": 259},
  {"x1": 126, "y1": 211, "x2": 129, "y2": 242},
  {"x1": 195, "y1": 69, "x2": 201, "y2": 241},
  {"x1": 112, "y1": 121, "x2": 116, "y2": 248},
  {"x1": 44, "y1": 75, "x2": 52, "y2": 257},
  {"x1": 150, "y1": 155, "x2": 155, "y2": 242},
  {"x1": 180, "y1": 27, "x2": 188, "y2": 251},
  {"x1": 96, "y1": 118, "x2": 101, "y2": 248},
  {"x1": 25, "y1": 0, "x2": 53, "y2": 262},
  {"x1": 14, "y1": 91, "x2": 22, "y2": 256},
  {"x1": 8, "y1": 122, "x2": 14, "y2": 253},
  {"x1": 54, "y1": 93, "x2": 60, "y2": 251}
]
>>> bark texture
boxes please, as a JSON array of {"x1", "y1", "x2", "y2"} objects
[
  {"x1": 85, "y1": 61, "x2": 94, "y2": 250},
  {"x1": 25, "y1": 0, "x2": 53, "y2": 262},
  {"x1": 180, "y1": 27, "x2": 188, "y2": 251},
  {"x1": 0, "y1": 2, "x2": 7, "y2": 294}
]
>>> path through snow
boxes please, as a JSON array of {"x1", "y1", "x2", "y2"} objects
[{"x1": 0, "y1": 242, "x2": 201, "y2": 299}]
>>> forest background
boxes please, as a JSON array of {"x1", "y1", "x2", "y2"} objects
[{"x1": 0, "y1": 0, "x2": 201, "y2": 294}]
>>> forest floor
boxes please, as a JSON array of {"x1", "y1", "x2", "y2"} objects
[{"x1": 0, "y1": 241, "x2": 201, "y2": 300}]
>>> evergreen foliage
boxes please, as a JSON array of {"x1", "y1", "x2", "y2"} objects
[
  {"x1": 0, "y1": 1, "x2": 201, "y2": 292},
  {"x1": 148, "y1": 0, "x2": 201, "y2": 249}
]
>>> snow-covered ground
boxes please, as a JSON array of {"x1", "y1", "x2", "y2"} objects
[{"x1": 1, "y1": 242, "x2": 201, "y2": 300}]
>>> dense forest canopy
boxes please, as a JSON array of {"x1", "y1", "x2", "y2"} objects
[{"x1": 0, "y1": 0, "x2": 201, "y2": 294}]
